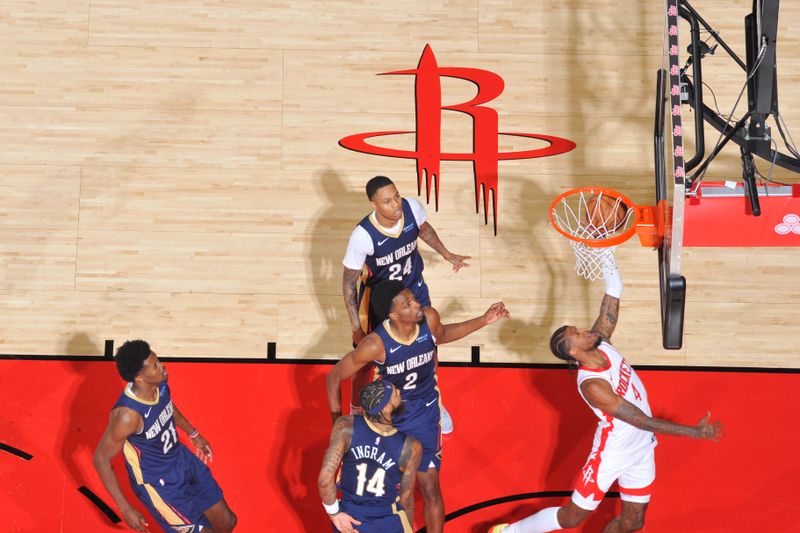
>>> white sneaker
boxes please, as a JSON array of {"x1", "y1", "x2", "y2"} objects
[{"x1": 440, "y1": 404, "x2": 453, "y2": 435}]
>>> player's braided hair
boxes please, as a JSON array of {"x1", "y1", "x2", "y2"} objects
[
  {"x1": 360, "y1": 380, "x2": 390, "y2": 424},
  {"x1": 550, "y1": 326, "x2": 579, "y2": 370},
  {"x1": 366, "y1": 175, "x2": 394, "y2": 200},
  {"x1": 371, "y1": 279, "x2": 405, "y2": 322},
  {"x1": 115, "y1": 339, "x2": 152, "y2": 382}
]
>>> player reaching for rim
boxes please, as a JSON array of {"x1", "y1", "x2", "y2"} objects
[{"x1": 491, "y1": 257, "x2": 722, "y2": 533}]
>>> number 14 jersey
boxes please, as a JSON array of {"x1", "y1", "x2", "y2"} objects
[{"x1": 341, "y1": 416, "x2": 407, "y2": 514}]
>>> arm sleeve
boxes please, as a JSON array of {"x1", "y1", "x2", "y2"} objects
[
  {"x1": 406, "y1": 197, "x2": 428, "y2": 226},
  {"x1": 342, "y1": 226, "x2": 373, "y2": 270}
]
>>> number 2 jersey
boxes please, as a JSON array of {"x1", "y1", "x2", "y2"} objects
[
  {"x1": 113, "y1": 381, "x2": 181, "y2": 485},
  {"x1": 340, "y1": 416, "x2": 407, "y2": 516},
  {"x1": 373, "y1": 318, "x2": 437, "y2": 405},
  {"x1": 577, "y1": 342, "x2": 657, "y2": 457}
]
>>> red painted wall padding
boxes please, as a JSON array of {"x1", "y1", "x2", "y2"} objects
[{"x1": 0, "y1": 359, "x2": 797, "y2": 532}]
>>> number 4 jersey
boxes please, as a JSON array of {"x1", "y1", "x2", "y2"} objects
[
  {"x1": 340, "y1": 416, "x2": 407, "y2": 516},
  {"x1": 113, "y1": 382, "x2": 181, "y2": 485}
]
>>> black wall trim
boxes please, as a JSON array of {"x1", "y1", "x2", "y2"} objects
[
  {"x1": 1, "y1": 352, "x2": 798, "y2": 374},
  {"x1": 0, "y1": 442, "x2": 33, "y2": 460},
  {"x1": 78, "y1": 486, "x2": 121, "y2": 524}
]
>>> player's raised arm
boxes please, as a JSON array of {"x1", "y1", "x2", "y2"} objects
[
  {"x1": 580, "y1": 378, "x2": 724, "y2": 440},
  {"x1": 326, "y1": 334, "x2": 385, "y2": 422},
  {"x1": 397, "y1": 435, "x2": 422, "y2": 520},
  {"x1": 93, "y1": 408, "x2": 150, "y2": 532},
  {"x1": 318, "y1": 417, "x2": 362, "y2": 532},
  {"x1": 417, "y1": 221, "x2": 471, "y2": 273},
  {"x1": 590, "y1": 258, "x2": 623, "y2": 340},
  {"x1": 424, "y1": 302, "x2": 509, "y2": 345}
]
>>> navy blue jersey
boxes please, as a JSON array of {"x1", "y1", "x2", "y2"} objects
[
  {"x1": 359, "y1": 199, "x2": 424, "y2": 290},
  {"x1": 374, "y1": 319, "x2": 437, "y2": 404},
  {"x1": 113, "y1": 382, "x2": 182, "y2": 485},
  {"x1": 340, "y1": 416, "x2": 407, "y2": 514}
]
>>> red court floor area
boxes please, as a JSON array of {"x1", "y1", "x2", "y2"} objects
[{"x1": 1, "y1": 358, "x2": 798, "y2": 532}]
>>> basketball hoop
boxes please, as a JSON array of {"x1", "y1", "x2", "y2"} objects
[{"x1": 549, "y1": 187, "x2": 660, "y2": 280}]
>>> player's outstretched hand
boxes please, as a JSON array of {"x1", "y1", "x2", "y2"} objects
[
  {"x1": 445, "y1": 252, "x2": 471, "y2": 273},
  {"x1": 482, "y1": 302, "x2": 510, "y2": 324},
  {"x1": 121, "y1": 506, "x2": 149, "y2": 532},
  {"x1": 330, "y1": 511, "x2": 362, "y2": 532},
  {"x1": 190, "y1": 433, "x2": 214, "y2": 463},
  {"x1": 695, "y1": 411, "x2": 723, "y2": 441}
]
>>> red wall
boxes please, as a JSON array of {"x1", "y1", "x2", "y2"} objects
[{"x1": 0, "y1": 359, "x2": 797, "y2": 532}]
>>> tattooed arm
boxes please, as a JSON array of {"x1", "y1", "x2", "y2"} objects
[
  {"x1": 590, "y1": 293, "x2": 620, "y2": 340},
  {"x1": 342, "y1": 267, "x2": 366, "y2": 345},
  {"x1": 318, "y1": 417, "x2": 362, "y2": 532},
  {"x1": 581, "y1": 378, "x2": 723, "y2": 441},
  {"x1": 398, "y1": 435, "x2": 422, "y2": 520},
  {"x1": 417, "y1": 221, "x2": 471, "y2": 273}
]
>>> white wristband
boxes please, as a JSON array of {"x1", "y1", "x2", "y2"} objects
[
  {"x1": 323, "y1": 499, "x2": 340, "y2": 515},
  {"x1": 602, "y1": 261, "x2": 623, "y2": 299}
]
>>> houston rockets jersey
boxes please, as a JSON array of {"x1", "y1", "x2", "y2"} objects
[
  {"x1": 577, "y1": 342, "x2": 657, "y2": 456},
  {"x1": 358, "y1": 198, "x2": 424, "y2": 289},
  {"x1": 340, "y1": 416, "x2": 407, "y2": 514},
  {"x1": 373, "y1": 319, "x2": 437, "y2": 404},
  {"x1": 112, "y1": 382, "x2": 182, "y2": 484}
]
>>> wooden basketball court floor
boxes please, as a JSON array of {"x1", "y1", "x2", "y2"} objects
[{"x1": 1, "y1": 0, "x2": 799, "y2": 531}]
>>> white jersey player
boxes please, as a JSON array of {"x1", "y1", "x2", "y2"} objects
[{"x1": 491, "y1": 258, "x2": 723, "y2": 533}]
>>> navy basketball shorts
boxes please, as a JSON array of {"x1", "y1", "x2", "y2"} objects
[
  {"x1": 394, "y1": 394, "x2": 442, "y2": 472},
  {"x1": 336, "y1": 501, "x2": 413, "y2": 533},
  {"x1": 128, "y1": 445, "x2": 224, "y2": 532}
]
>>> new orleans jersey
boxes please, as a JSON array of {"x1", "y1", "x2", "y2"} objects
[{"x1": 113, "y1": 382, "x2": 181, "y2": 484}]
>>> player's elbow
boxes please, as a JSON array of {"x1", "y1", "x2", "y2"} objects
[{"x1": 317, "y1": 471, "x2": 335, "y2": 494}]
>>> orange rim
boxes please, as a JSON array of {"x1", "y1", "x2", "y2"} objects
[{"x1": 549, "y1": 187, "x2": 641, "y2": 248}]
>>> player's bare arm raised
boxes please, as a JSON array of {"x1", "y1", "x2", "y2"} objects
[
  {"x1": 318, "y1": 417, "x2": 362, "y2": 533},
  {"x1": 590, "y1": 260, "x2": 623, "y2": 340},
  {"x1": 417, "y1": 221, "x2": 471, "y2": 272},
  {"x1": 581, "y1": 379, "x2": 723, "y2": 440},
  {"x1": 424, "y1": 302, "x2": 509, "y2": 345}
]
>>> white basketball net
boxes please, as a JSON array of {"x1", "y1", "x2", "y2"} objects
[{"x1": 551, "y1": 191, "x2": 635, "y2": 281}]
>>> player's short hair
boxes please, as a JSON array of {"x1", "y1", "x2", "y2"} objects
[
  {"x1": 549, "y1": 326, "x2": 578, "y2": 368},
  {"x1": 366, "y1": 175, "x2": 395, "y2": 200},
  {"x1": 371, "y1": 279, "x2": 406, "y2": 322},
  {"x1": 360, "y1": 380, "x2": 390, "y2": 422},
  {"x1": 115, "y1": 340, "x2": 152, "y2": 382}
]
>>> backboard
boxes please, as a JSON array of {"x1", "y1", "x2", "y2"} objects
[{"x1": 654, "y1": 0, "x2": 687, "y2": 350}]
